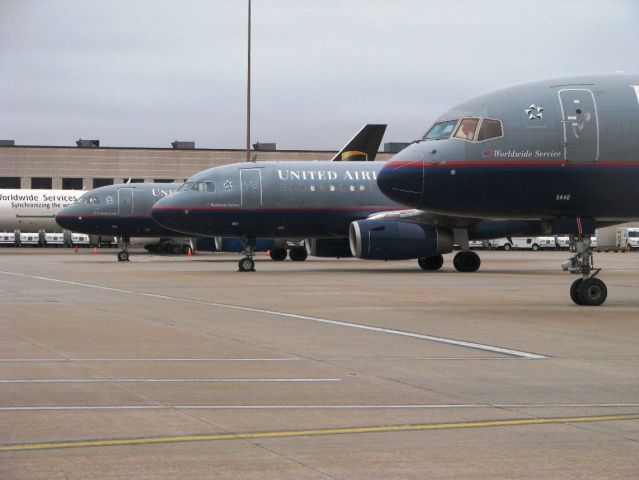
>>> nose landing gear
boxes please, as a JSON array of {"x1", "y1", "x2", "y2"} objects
[
  {"x1": 563, "y1": 235, "x2": 607, "y2": 306},
  {"x1": 117, "y1": 236, "x2": 130, "y2": 262},
  {"x1": 238, "y1": 236, "x2": 256, "y2": 272}
]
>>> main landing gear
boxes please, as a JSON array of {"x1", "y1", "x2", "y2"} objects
[
  {"x1": 418, "y1": 255, "x2": 444, "y2": 271},
  {"x1": 453, "y1": 250, "x2": 481, "y2": 272},
  {"x1": 563, "y1": 235, "x2": 607, "y2": 306},
  {"x1": 117, "y1": 236, "x2": 130, "y2": 262},
  {"x1": 238, "y1": 236, "x2": 256, "y2": 272}
]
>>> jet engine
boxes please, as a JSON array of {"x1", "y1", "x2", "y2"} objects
[
  {"x1": 305, "y1": 238, "x2": 353, "y2": 258},
  {"x1": 349, "y1": 219, "x2": 453, "y2": 260}
]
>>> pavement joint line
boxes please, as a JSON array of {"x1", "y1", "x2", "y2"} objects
[
  {"x1": 0, "y1": 271, "x2": 547, "y2": 360},
  {"x1": 2, "y1": 403, "x2": 639, "y2": 411},
  {"x1": 0, "y1": 378, "x2": 341, "y2": 383},
  {"x1": 1, "y1": 413, "x2": 637, "y2": 452},
  {"x1": 0, "y1": 358, "x2": 303, "y2": 362}
]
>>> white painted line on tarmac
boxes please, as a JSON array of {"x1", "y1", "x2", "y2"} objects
[
  {"x1": 0, "y1": 358, "x2": 303, "y2": 362},
  {"x1": 0, "y1": 271, "x2": 547, "y2": 360},
  {"x1": 1, "y1": 403, "x2": 638, "y2": 411},
  {"x1": 0, "y1": 378, "x2": 340, "y2": 384}
]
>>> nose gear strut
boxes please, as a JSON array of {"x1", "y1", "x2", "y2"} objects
[
  {"x1": 562, "y1": 234, "x2": 607, "y2": 306},
  {"x1": 238, "y1": 236, "x2": 256, "y2": 272}
]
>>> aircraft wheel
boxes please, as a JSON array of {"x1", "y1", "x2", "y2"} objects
[
  {"x1": 453, "y1": 251, "x2": 481, "y2": 272},
  {"x1": 418, "y1": 255, "x2": 444, "y2": 271},
  {"x1": 117, "y1": 250, "x2": 129, "y2": 262},
  {"x1": 570, "y1": 278, "x2": 583, "y2": 305},
  {"x1": 578, "y1": 277, "x2": 607, "y2": 306},
  {"x1": 238, "y1": 257, "x2": 255, "y2": 272},
  {"x1": 289, "y1": 246, "x2": 308, "y2": 262},
  {"x1": 269, "y1": 248, "x2": 287, "y2": 261},
  {"x1": 503, "y1": 243, "x2": 512, "y2": 251}
]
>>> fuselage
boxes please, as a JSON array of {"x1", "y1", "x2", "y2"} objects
[
  {"x1": 1, "y1": 189, "x2": 83, "y2": 231},
  {"x1": 377, "y1": 74, "x2": 639, "y2": 227},
  {"x1": 55, "y1": 183, "x2": 182, "y2": 237},
  {"x1": 151, "y1": 162, "x2": 398, "y2": 238}
]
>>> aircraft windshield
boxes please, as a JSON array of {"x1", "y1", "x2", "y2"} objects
[
  {"x1": 75, "y1": 196, "x2": 99, "y2": 204},
  {"x1": 423, "y1": 120, "x2": 458, "y2": 140},
  {"x1": 178, "y1": 181, "x2": 215, "y2": 193}
]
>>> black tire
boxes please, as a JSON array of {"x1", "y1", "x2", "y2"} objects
[
  {"x1": 238, "y1": 257, "x2": 255, "y2": 272},
  {"x1": 453, "y1": 251, "x2": 481, "y2": 272},
  {"x1": 503, "y1": 243, "x2": 512, "y2": 251},
  {"x1": 578, "y1": 277, "x2": 607, "y2": 306},
  {"x1": 531, "y1": 244, "x2": 539, "y2": 251},
  {"x1": 418, "y1": 255, "x2": 444, "y2": 271},
  {"x1": 269, "y1": 248, "x2": 287, "y2": 261},
  {"x1": 570, "y1": 278, "x2": 583, "y2": 305},
  {"x1": 171, "y1": 244, "x2": 181, "y2": 254},
  {"x1": 117, "y1": 250, "x2": 129, "y2": 262},
  {"x1": 289, "y1": 246, "x2": 308, "y2": 262}
]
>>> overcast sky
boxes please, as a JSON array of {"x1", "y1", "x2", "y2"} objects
[{"x1": 1, "y1": 0, "x2": 638, "y2": 150}]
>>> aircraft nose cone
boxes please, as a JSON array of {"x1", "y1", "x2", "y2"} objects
[
  {"x1": 377, "y1": 159, "x2": 424, "y2": 207},
  {"x1": 151, "y1": 194, "x2": 189, "y2": 232},
  {"x1": 55, "y1": 206, "x2": 80, "y2": 230}
]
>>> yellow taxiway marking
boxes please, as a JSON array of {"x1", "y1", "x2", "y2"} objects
[{"x1": 1, "y1": 413, "x2": 637, "y2": 453}]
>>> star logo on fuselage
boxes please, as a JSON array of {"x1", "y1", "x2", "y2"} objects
[
  {"x1": 525, "y1": 104, "x2": 543, "y2": 120},
  {"x1": 105, "y1": 195, "x2": 113, "y2": 205},
  {"x1": 223, "y1": 180, "x2": 233, "y2": 190}
]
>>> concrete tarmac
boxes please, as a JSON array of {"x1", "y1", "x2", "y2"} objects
[{"x1": 1, "y1": 248, "x2": 638, "y2": 479}]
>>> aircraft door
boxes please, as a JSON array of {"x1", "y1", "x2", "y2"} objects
[
  {"x1": 240, "y1": 169, "x2": 262, "y2": 209},
  {"x1": 118, "y1": 188, "x2": 133, "y2": 217},
  {"x1": 558, "y1": 89, "x2": 599, "y2": 162}
]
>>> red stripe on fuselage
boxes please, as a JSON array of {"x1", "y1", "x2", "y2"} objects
[
  {"x1": 151, "y1": 205, "x2": 399, "y2": 212},
  {"x1": 384, "y1": 159, "x2": 639, "y2": 169}
]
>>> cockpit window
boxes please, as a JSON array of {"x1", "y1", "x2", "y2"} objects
[
  {"x1": 178, "y1": 181, "x2": 215, "y2": 193},
  {"x1": 454, "y1": 118, "x2": 480, "y2": 141},
  {"x1": 476, "y1": 118, "x2": 503, "y2": 142},
  {"x1": 423, "y1": 120, "x2": 458, "y2": 140}
]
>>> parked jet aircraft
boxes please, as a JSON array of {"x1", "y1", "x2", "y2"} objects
[
  {"x1": 376, "y1": 74, "x2": 639, "y2": 305},
  {"x1": 150, "y1": 154, "x2": 550, "y2": 271},
  {"x1": 55, "y1": 183, "x2": 187, "y2": 261},
  {"x1": 0, "y1": 189, "x2": 83, "y2": 244}
]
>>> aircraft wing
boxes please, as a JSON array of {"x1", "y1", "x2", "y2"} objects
[
  {"x1": 330, "y1": 124, "x2": 386, "y2": 162},
  {"x1": 367, "y1": 209, "x2": 482, "y2": 228}
]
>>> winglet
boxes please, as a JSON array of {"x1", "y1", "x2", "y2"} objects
[{"x1": 330, "y1": 124, "x2": 387, "y2": 162}]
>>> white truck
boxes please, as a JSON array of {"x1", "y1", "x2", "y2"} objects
[{"x1": 489, "y1": 237, "x2": 557, "y2": 251}]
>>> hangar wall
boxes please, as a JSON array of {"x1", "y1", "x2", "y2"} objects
[{"x1": 0, "y1": 146, "x2": 393, "y2": 190}]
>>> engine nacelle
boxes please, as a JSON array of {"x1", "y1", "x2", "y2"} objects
[
  {"x1": 349, "y1": 219, "x2": 453, "y2": 260},
  {"x1": 305, "y1": 238, "x2": 353, "y2": 258}
]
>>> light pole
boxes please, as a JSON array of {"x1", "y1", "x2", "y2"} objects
[{"x1": 246, "y1": 0, "x2": 251, "y2": 162}]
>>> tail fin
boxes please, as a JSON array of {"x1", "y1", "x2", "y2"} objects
[{"x1": 330, "y1": 124, "x2": 386, "y2": 162}]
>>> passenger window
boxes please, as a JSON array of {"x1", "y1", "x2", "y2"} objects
[
  {"x1": 454, "y1": 118, "x2": 479, "y2": 141},
  {"x1": 477, "y1": 119, "x2": 503, "y2": 142}
]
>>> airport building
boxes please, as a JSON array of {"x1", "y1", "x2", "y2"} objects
[{"x1": 0, "y1": 141, "x2": 394, "y2": 190}]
